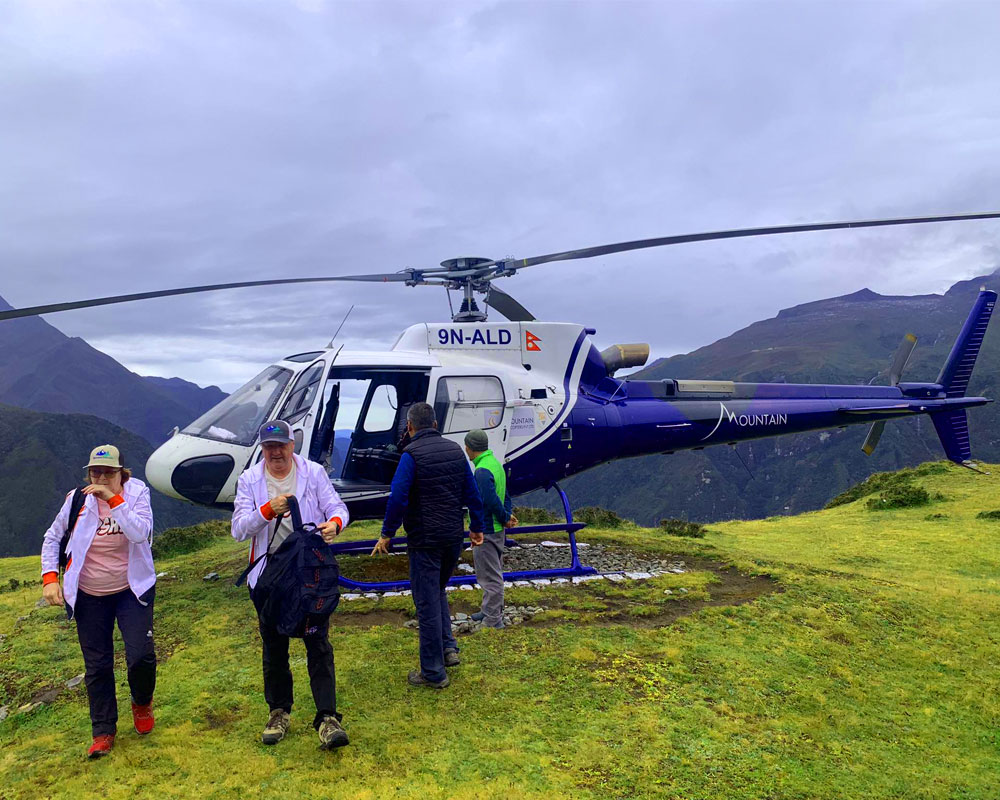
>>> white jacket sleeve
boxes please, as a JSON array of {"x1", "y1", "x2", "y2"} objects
[
  {"x1": 232, "y1": 471, "x2": 269, "y2": 542},
  {"x1": 41, "y1": 491, "x2": 75, "y2": 576},
  {"x1": 110, "y1": 483, "x2": 154, "y2": 543},
  {"x1": 315, "y1": 465, "x2": 349, "y2": 528}
]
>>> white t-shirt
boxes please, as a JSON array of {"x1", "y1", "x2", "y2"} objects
[{"x1": 265, "y1": 463, "x2": 297, "y2": 553}]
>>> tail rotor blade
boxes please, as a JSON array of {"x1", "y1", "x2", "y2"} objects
[
  {"x1": 861, "y1": 421, "x2": 886, "y2": 455},
  {"x1": 888, "y1": 333, "x2": 918, "y2": 386}
]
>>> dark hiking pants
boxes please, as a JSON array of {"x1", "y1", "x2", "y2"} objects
[
  {"x1": 408, "y1": 543, "x2": 462, "y2": 683},
  {"x1": 252, "y1": 591, "x2": 339, "y2": 728},
  {"x1": 74, "y1": 587, "x2": 156, "y2": 737}
]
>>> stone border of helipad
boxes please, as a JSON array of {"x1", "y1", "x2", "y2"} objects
[{"x1": 338, "y1": 565, "x2": 686, "y2": 601}]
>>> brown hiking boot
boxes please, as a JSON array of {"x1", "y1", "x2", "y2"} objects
[
  {"x1": 444, "y1": 648, "x2": 460, "y2": 667},
  {"x1": 261, "y1": 709, "x2": 290, "y2": 745},
  {"x1": 408, "y1": 669, "x2": 450, "y2": 689},
  {"x1": 317, "y1": 714, "x2": 349, "y2": 750}
]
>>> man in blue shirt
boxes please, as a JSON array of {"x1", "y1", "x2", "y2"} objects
[{"x1": 373, "y1": 403, "x2": 485, "y2": 688}]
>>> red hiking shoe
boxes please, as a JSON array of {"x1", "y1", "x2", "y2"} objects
[
  {"x1": 87, "y1": 734, "x2": 115, "y2": 759},
  {"x1": 132, "y1": 701, "x2": 155, "y2": 735}
]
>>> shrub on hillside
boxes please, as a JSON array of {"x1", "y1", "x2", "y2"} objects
[
  {"x1": 826, "y1": 461, "x2": 949, "y2": 509},
  {"x1": 865, "y1": 483, "x2": 931, "y2": 511},
  {"x1": 658, "y1": 518, "x2": 707, "y2": 538},
  {"x1": 512, "y1": 506, "x2": 560, "y2": 524},
  {"x1": 152, "y1": 521, "x2": 230, "y2": 559},
  {"x1": 975, "y1": 510, "x2": 1000, "y2": 520},
  {"x1": 575, "y1": 506, "x2": 628, "y2": 528}
]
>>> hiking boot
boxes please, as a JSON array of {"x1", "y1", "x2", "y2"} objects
[
  {"x1": 408, "y1": 669, "x2": 449, "y2": 689},
  {"x1": 261, "y1": 709, "x2": 290, "y2": 745},
  {"x1": 132, "y1": 701, "x2": 155, "y2": 735},
  {"x1": 317, "y1": 714, "x2": 349, "y2": 750},
  {"x1": 444, "y1": 648, "x2": 460, "y2": 667},
  {"x1": 470, "y1": 611, "x2": 486, "y2": 622},
  {"x1": 87, "y1": 734, "x2": 115, "y2": 759}
]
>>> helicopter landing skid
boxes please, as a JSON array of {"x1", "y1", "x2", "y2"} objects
[{"x1": 330, "y1": 483, "x2": 597, "y2": 592}]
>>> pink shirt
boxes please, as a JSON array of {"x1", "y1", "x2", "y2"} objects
[{"x1": 77, "y1": 498, "x2": 130, "y2": 596}]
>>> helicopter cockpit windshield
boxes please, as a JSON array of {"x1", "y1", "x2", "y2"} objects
[{"x1": 183, "y1": 365, "x2": 292, "y2": 445}]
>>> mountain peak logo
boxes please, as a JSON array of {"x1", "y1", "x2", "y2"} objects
[
  {"x1": 700, "y1": 402, "x2": 788, "y2": 441},
  {"x1": 525, "y1": 330, "x2": 542, "y2": 352}
]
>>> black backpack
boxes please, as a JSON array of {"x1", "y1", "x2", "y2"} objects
[
  {"x1": 59, "y1": 488, "x2": 87, "y2": 575},
  {"x1": 236, "y1": 496, "x2": 341, "y2": 638}
]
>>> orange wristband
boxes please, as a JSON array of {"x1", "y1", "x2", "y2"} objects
[
  {"x1": 108, "y1": 494, "x2": 125, "y2": 509},
  {"x1": 330, "y1": 516, "x2": 343, "y2": 530},
  {"x1": 43, "y1": 572, "x2": 58, "y2": 586},
  {"x1": 261, "y1": 502, "x2": 276, "y2": 520}
]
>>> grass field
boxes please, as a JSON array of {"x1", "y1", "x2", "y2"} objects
[{"x1": 1, "y1": 461, "x2": 999, "y2": 799}]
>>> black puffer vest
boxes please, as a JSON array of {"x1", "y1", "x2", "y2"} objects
[{"x1": 402, "y1": 429, "x2": 468, "y2": 549}]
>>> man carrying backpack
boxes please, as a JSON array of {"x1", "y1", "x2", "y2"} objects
[
  {"x1": 372, "y1": 403, "x2": 485, "y2": 689},
  {"x1": 232, "y1": 419, "x2": 349, "y2": 749}
]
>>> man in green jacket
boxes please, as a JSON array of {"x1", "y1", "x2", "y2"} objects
[{"x1": 463, "y1": 430, "x2": 517, "y2": 628}]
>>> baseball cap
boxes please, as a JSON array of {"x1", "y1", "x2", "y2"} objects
[
  {"x1": 464, "y1": 429, "x2": 489, "y2": 451},
  {"x1": 85, "y1": 445, "x2": 122, "y2": 470},
  {"x1": 258, "y1": 419, "x2": 294, "y2": 444}
]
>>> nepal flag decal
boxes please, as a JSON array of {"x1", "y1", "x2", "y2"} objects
[{"x1": 525, "y1": 330, "x2": 542, "y2": 352}]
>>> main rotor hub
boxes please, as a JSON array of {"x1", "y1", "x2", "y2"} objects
[{"x1": 440, "y1": 257, "x2": 494, "y2": 271}]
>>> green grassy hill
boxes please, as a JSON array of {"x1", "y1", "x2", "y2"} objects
[{"x1": 2, "y1": 463, "x2": 999, "y2": 799}]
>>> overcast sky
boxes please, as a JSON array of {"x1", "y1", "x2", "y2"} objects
[{"x1": 2, "y1": 0, "x2": 999, "y2": 391}]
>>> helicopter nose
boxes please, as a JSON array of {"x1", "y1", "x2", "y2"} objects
[
  {"x1": 146, "y1": 436, "x2": 236, "y2": 506},
  {"x1": 169, "y1": 454, "x2": 236, "y2": 506}
]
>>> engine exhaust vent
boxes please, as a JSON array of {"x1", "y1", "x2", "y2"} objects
[{"x1": 600, "y1": 343, "x2": 650, "y2": 375}]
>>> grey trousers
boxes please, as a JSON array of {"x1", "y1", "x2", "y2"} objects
[{"x1": 473, "y1": 531, "x2": 506, "y2": 627}]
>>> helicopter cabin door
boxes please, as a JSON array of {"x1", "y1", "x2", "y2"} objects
[
  {"x1": 431, "y1": 373, "x2": 508, "y2": 458},
  {"x1": 308, "y1": 367, "x2": 431, "y2": 492}
]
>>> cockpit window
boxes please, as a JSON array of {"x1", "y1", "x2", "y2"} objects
[
  {"x1": 278, "y1": 361, "x2": 325, "y2": 424},
  {"x1": 183, "y1": 366, "x2": 292, "y2": 445}
]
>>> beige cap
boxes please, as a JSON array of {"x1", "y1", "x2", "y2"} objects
[{"x1": 85, "y1": 445, "x2": 122, "y2": 470}]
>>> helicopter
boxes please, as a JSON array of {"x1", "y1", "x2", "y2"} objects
[{"x1": 2, "y1": 212, "x2": 997, "y2": 561}]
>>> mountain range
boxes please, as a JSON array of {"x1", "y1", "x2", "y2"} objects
[
  {"x1": 0, "y1": 294, "x2": 226, "y2": 556},
  {"x1": 527, "y1": 270, "x2": 1000, "y2": 524}
]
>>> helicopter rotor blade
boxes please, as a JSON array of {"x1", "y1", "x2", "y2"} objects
[
  {"x1": 485, "y1": 285, "x2": 535, "y2": 321},
  {"x1": 861, "y1": 420, "x2": 886, "y2": 456},
  {"x1": 0, "y1": 273, "x2": 416, "y2": 322},
  {"x1": 508, "y1": 212, "x2": 1000, "y2": 270},
  {"x1": 888, "y1": 333, "x2": 918, "y2": 386}
]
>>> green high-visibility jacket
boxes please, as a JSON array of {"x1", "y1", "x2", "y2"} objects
[{"x1": 472, "y1": 449, "x2": 511, "y2": 534}]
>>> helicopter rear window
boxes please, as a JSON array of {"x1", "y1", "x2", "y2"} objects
[
  {"x1": 183, "y1": 365, "x2": 292, "y2": 446},
  {"x1": 434, "y1": 376, "x2": 504, "y2": 433}
]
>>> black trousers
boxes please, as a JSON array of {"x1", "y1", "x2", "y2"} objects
[
  {"x1": 74, "y1": 587, "x2": 157, "y2": 737},
  {"x1": 252, "y1": 591, "x2": 339, "y2": 728}
]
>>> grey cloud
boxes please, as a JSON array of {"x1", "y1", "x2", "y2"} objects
[{"x1": 2, "y1": 0, "x2": 1000, "y2": 390}]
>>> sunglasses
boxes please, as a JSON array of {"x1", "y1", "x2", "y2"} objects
[{"x1": 88, "y1": 467, "x2": 121, "y2": 478}]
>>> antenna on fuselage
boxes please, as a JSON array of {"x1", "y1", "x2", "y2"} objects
[{"x1": 326, "y1": 304, "x2": 355, "y2": 348}]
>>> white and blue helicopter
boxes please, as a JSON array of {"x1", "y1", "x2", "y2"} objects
[{"x1": 3, "y1": 212, "x2": 997, "y2": 587}]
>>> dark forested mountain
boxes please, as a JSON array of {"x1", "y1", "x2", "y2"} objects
[
  {"x1": 526, "y1": 271, "x2": 1000, "y2": 524},
  {"x1": 0, "y1": 404, "x2": 220, "y2": 557},
  {"x1": 0, "y1": 294, "x2": 224, "y2": 445}
]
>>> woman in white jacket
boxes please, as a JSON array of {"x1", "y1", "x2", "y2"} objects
[{"x1": 40, "y1": 444, "x2": 156, "y2": 759}]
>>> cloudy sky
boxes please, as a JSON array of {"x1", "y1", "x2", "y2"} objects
[{"x1": 2, "y1": 0, "x2": 999, "y2": 391}]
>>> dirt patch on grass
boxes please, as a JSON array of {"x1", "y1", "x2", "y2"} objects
[{"x1": 335, "y1": 554, "x2": 779, "y2": 631}]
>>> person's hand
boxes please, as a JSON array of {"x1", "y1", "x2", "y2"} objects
[
  {"x1": 82, "y1": 484, "x2": 116, "y2": 502},
  {"x1": 469, "y1": 530, "x2": 484, "y2": 547},
  {"x1": 371, "y1": 536, "x2": 392, "y2": 556},
  {"x1": 43, "y1": 581, "x2": 64, "y2": 607},
  {"x1": 318, "y1": 519, "x2": 341, "y2": 543},
  {"x1": 505, "y1": 514, "x2": 519, "y2": 529},
  {"x1": 269, "y1": 493, "x2": 293, "y2": 516}
]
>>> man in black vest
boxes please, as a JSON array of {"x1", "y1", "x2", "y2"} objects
[{"x1": 373, "y1": 402, "x2": 485, "y2": 688}]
